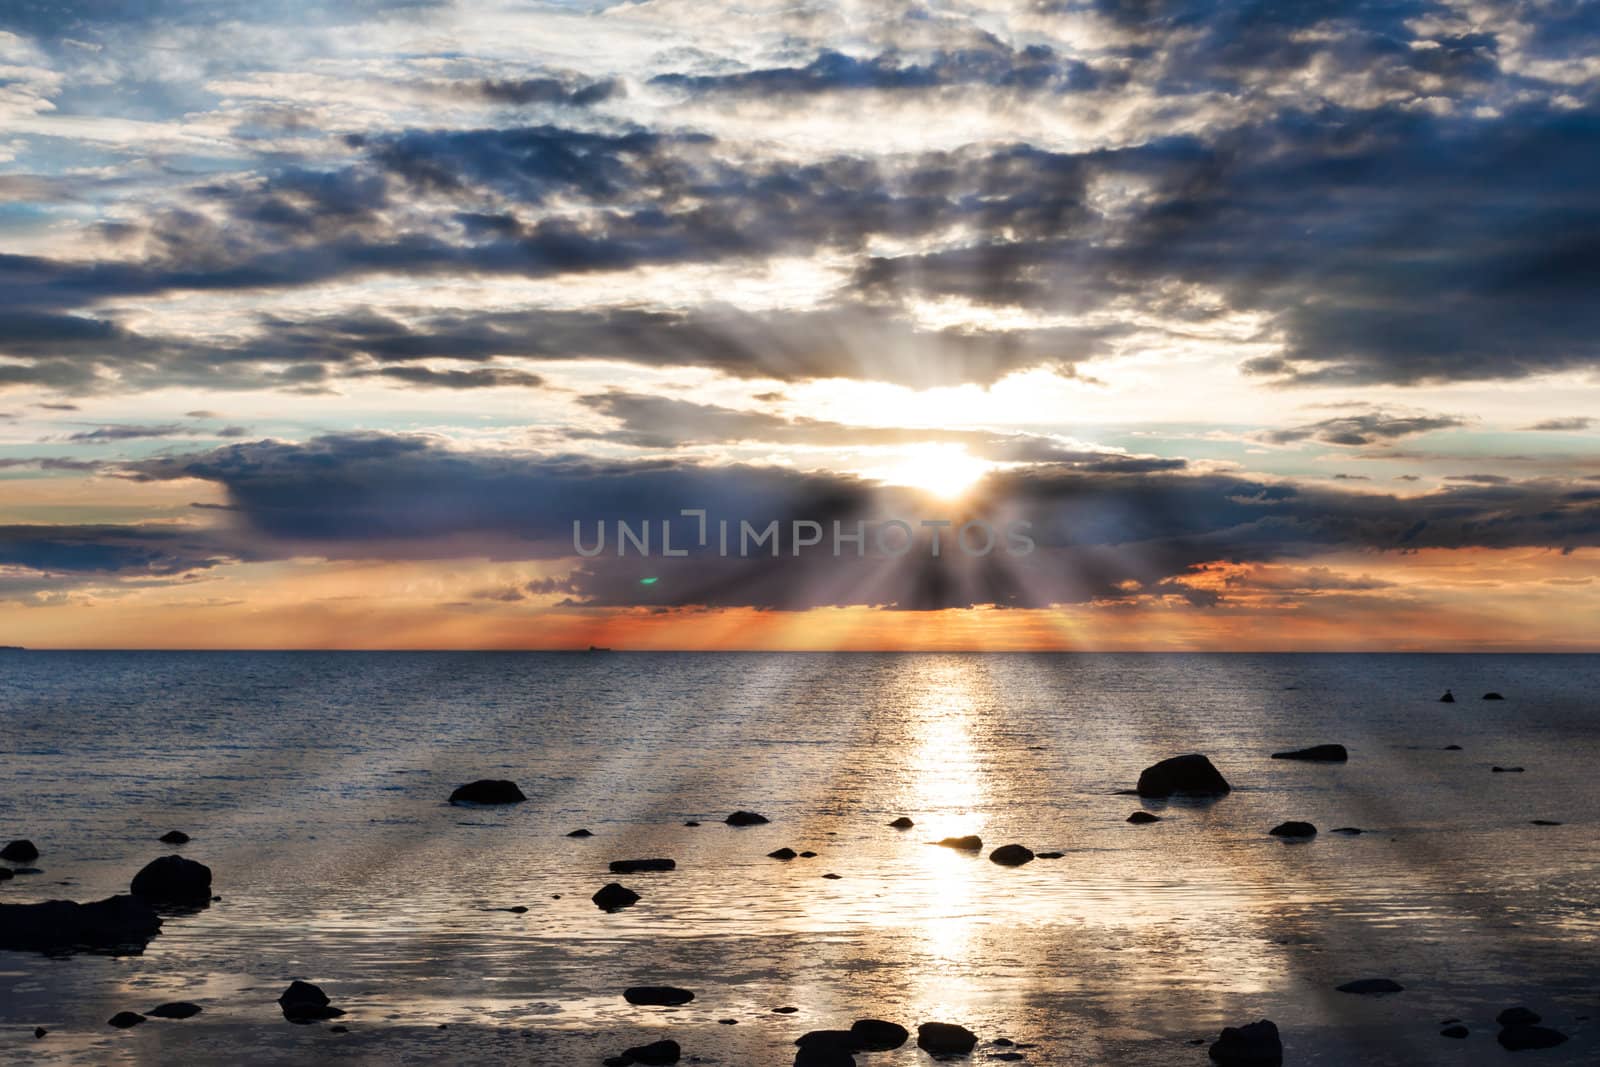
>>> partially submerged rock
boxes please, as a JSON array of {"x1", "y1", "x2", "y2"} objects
[
  {"x1": 147, "y1": 1001, "x2": 203, "y2": 1019},
  {"x1": 1127, "y1": 811, "x2": 1160, "y2": 824},
  {"x1": 0, "y1": 895, "x2": 162, "y2": 954},
  {"x1": 1208, "y1": 1019, "x2": 1282, "y2": 1066},
  {"x1": 1, "y1": 840, "x2": 39, "y2": 863},
  {"x1": 917, "y1": 1021, "x2": 978, "y2": 1055},
  {"x1": 850, "y1": 1019, "x2": 909, "y2": 1050},
  {"x1": 130, "y1": 855, "x2": 212, "y2": 904},
  {"x1": 1439, "y1": 690, "x2": 1455, "y2": 703},
  {"x1": 592, "y1": 883, "x2": 640, "y2": 911},
  {"x1": 1271, "y1": 744, "x2": 1348, "y2": 762},
  {"x1": 108, "y1": 1011, "x2": 146, "y2": 1029},
  {"x1": 1496, "y1": 1007, "x2": 1541, "y2": 1026},
  {"x1": 623, "y1": 986, "x2": 695, "y2": 1006},
  {"x1": 1337, "y1": 978, "x2": 1404, "y2": 994},
  {"x1": 725, "y1": 811, "x2": 769, "y2": 826},
  {"x1": 1498, "y1": 1025, "x2": 1568, "y2": 1050},
  {"x1": 768, "y1": 848, "x2": 799, "y2": 861},
  {"x1": 935, "y1": 835, "x2": 983, "y2": 851},
  {"x1": 620, "y1": 1039, "x2": 681, "y2": 1064},
  {"x1": 158, "y1": 831, "x2": 190, "y2": 845},
  {"x1": 1492, "y1": 766, "x2": 1525, "y2": 773},
  {"x1": 889, "y1": 817, "x2": 915, "y2": 829},
  {"x1": 1136, "y1": 754, "x2": 1231, "y2": 798},
  {"x1": 989, "y1": 844, "x2": 1035, "y2": 866},
  {"x1": 1483, "y1": 692, "x2": 1505, "y2": 700},
  {"x1": 608, "y1": 858, "x2": 675, "y2": 874},
  {"x1": 566, "y1": 828, "x2": 594, "y2": 838},
  {"x1": 278, "y1": 980, "x2": 345, "y2": 1022},
  {"x1": 448, "y1": 779, "x2": 525, "y2": 805},
  {"x1": 1268, "y1": 821, "x2": 1317, "y2": 838}
]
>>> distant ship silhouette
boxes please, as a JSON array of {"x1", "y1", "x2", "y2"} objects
[
  {"x1": 586, "y1": 644, "x2": 612, "y2": 653},
  {"x1": 0, "y1": 645, "x2": 25, "y2": 651}
]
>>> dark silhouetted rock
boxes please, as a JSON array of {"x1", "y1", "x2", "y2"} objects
[
  {"x1": 768, "y1": 848, "x2": 798, "y2": 860},
  {"x1": 821, "y1": 872, "x2": 841, "y2": 879},
  {"x1": 889, "y1": 817, "x2": 914, "y2": 829},
  {"x1": 108, "y1": 1011, "x2": 146, "y2": 1028},
  {"x1": 683, "y1": 821, "x2": 700, "y2": 827},
  {"x1": 624, "y1": 986, "x2": 695, "y2": 1006},
  {"x1": 1337, "y1": 978, "x2": 1404, "y2": 994},
  {"x1": 1035, "y1": 851, "x2": 1065, "y2": 859},
  {"x1": 1498, "y1": 1025, "x2": 1568, "y2": 1050},
  {"x1": 33, "y1": 1027, "x2": 45, "y2": 1038},
  {"x1": 448, "y1": 779, "x2": 525, "y2": 805},
  {"x1": 935, "y1": 835, "x2": 982, "y2": 851},
  {"x1": 278, "y1": 980, "x2": 344, "y2": 1022},
  {"x1": 917, "y1": 1021, "x2": 978, "y2": 1055},
  {"x1": 1441, "y1": 1025, "x2": 1469, "y2": 1039},
  {"x1": 499, "y1": 905, "x2": 528, "y2": 913},
  {"x1": 622, "y1": 1039, "x2": 681, "y2": 1064},
  {"x1": 0, "y1": 895, "x2": 162, "y2": 953},
  {"x1": 0, "y1": 868, "x2": 12, "y2": 881},
  {"x1": 1, "y1": 840, "x2": 38, "y2": 862},
  {"x1": 1497, "y1": 1007, "x2": 1541, "y2": 1026},
  {"x1": 719, "y1": 1018, "x2": 737, "y2": 1025},
  {"x1": 799, "y1": 850, "x2": 817, "y2": 858},
  {"x1": 1269, "y1": 821, "x2": 1317, "y2": 837},
  {"x1": 796, "y1": 1030, "x2": 857, "y2": 1055},
  {"x1": 795, "y1": 1047, "x2": 854, "y2": 1067},
  {"x1": 1443, "y1": 744, "x2": 1463, "y2": 750},
  {"x1": 851, "y1": 1019, "x2": 909, "y2": 1050},
  {"x1": 725, "y1": 811, "x2": 769, "y2": 826},
  {"x1": 1330, "y1": 827, "x2": 1364, "y2": 834},
  {"x1": 989, "y1": 844, "x2": 1035, "y2": 866},
  {"x1": 1439, "y1": 690, "x2": 1455, "y2": 702},
  {"x1": 609, "y1": 858, "x2": 675, "y2": 874},
  {"x1": 148, "y1": 1001, "x2": 202, "y2": 1019},
  {"x1": 130, "y1": 855, "x2": 212, "y2": 904},
  {"x1": 1530, "y1": 819, "x2": 1562, "y2": 826},
  {"x1": 566, "y1": 829, "x2": 593, "y2": 838},
  {"x1": 1136, "y1": 754, "x2": 1231, "y2": 798},
  {"x1": 1208, "y1": 1019, "x2": 1282, "y2": 1065},
  {"x1": 1271, "y1": 744, "x2": 1348, "y2": 762},
  {"x1": 592, "y1": 883, "x2": 640, "y2": 911},
  {"x1": 1483, "y1": 692, "x2": 1505, "y2": 700},
  {"x1": 1127, "y1": 811, "x2": 1160, "y2": 824},
  {"x1": 1492, "y1": 766, "x2": 1524, "y2": 773},
  {"x1": 158, "y1": 831, "x2": 190, "y2": 845},
  {"x1": 11, "y1": 867, "x2": 40, "y2": 875}
]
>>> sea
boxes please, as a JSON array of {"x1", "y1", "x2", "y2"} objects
[{"x1": 1, "y1": 652, "x2": 1597, "y2": 1064}]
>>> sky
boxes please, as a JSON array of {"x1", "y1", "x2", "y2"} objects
[{"x1": 0, "y1": 0, "x2": 1598, "y2": 650}]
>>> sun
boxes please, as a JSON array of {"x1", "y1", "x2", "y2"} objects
[{"x1": 873, "y1": 445, "x2": 993, "y2": 499}]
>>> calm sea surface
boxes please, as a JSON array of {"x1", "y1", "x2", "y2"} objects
[{"x1": 1, "y1": 652, "x2": 1597, "y2": 1064}]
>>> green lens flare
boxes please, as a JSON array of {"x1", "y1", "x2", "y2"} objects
[{"x1": 639, "y1": 577, "x2": 659, "y2": 585}]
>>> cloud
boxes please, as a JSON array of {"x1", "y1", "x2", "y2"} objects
[
  {"x1": 1524, "y1": 416, "x2": 1593, "y2": 431},
  {"x1": 1258, "y1": 410, "x2": 1467, "y2": 447}
]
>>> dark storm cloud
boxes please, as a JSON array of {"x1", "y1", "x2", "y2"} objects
[
  {"x1": 101, "y1": 433, "x2": 1600, "y2": 609},
  {"x1": 651, "y1": 44, "x2": 1111, "y2": 96},
  {"x1": 468, "y1": 76, "x2": 623, "y2": 108},
  {"x1": 0, "y1": 523, "x2": 232, "y2": 576},
  {"x1": 1259, "y1": 411, "x2": 1467, "y2": 447}
]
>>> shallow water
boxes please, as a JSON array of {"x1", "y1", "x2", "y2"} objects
[{"x1": 1, "y1": 652, "x2": 1597, "y2": 1064}]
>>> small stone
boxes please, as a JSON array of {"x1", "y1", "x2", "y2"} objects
[
  {"x1": 719, "y1": 1018, "x2": 737, "y2": 1025},
  {"x1": 1440, "y1": 1025, "x2": 1469, "y2": 1039},
  {"x1": 1136, "y1": 753, "x2": 1231, "y2": 797},
  {"x1": 1492, "y1": 766, "x2": 1525, "y2": 773},
  {"x1": 773, "y1": 1006, "x2": 799, "y2": 1014},
  {"x1": 278, "y1": 980, "x2": 344, "y2": 1022},
  {"x1": 799, "y1": 850, "x2": 818, "y2": 858},
  {"x1": 768, "y1": 848, "x2": 799, "y2": 860},
  {"x1": 684, "y1": 821, "x2": 700, "y2": 827},
  {"x1": 1482, "y1": 692, "x2": 1505, "y2": 700},
  {"x1": 1035, "y1": 851, "x2": 1065, "y2": 859},
  {"x1": 850, "y1": 1018, "x2": 909, "y2": 1050},
  {"x1": 147, "y1": 1001, "x2": 203, "y2": 1019},
  {"x1": 623, "y1": 986, "x2": 695, "y2": 1006},
  {"x1": 330, "y1": 1025, "x2": 349, "y2": 1033},
  {"x1": 821, "y1": 872, "x2": 842, "y2": 879},
  {"x1": 917, "y1": 1021, "x2": 978, "y2": 1055},
  {"x1": 889, "y1": 817, "x2": 915, "y2": 829},
  {"x1": 622, "y1": 1038, "x2": 682, "y2": 1064},
  {"x1": 1127, "y1": 811, "x2": 1160, "y2": 824},
  {"x1": 1497, "y1": 1025, "x2": 1567, "y2": 1050},
  {"x1": 1439, "y1": 690, "x2": 1455, "y2": 702},
  {"x1": 989, "y1": 844, "x2": 1035, "y2": 866},
  {"x1": 1496, "y1": 1007, "x2": 1541, "y2": 1026},
  {"x1": 1330, "y1": 827, "x2": 1364, "y2": 834},
  {"x1": 130, "y1": 855, "x2": 212, "y2": 903},
  {"x1": 34, "y1": 1027, "x2": 46, "y2": 1038},
  {"x1": 1268, "y1": 821, "x2": 1317, "y2": 838},
  {"x1": 935, "y1": 835, "x2": 983, "y2": 851},
  {"x1": 1270, "y1": 744, "x2": 1348, "y2": 762},
  {"x1": 447, "y1": 779, "x2": 526, "y2": 805},
  {"x1": 725, "y1": 811, "x2": 769, "y2": 826},
  {"x1": 108, "y1": 1011, "x2": 146, "y2": 1028},
  {"x1": 1530, "y1": 819, "x2": 1562, "y2": 826},
  {"x1": 592, "y1": 883, "x2": 640, "y2": 911},
  {"x1": 1443, "y1": 744, "x2": 1463, "y2": 750},
  {"x1": 1, "y1": 840, "x2": 39, "y2": 863},
  {"x1": 1208, "y1": 1018, "x2": 1282, "y2": 1065},
  {"x1": 158, "y1": 831, "x2": 190, "y2": 845},
  {"x1": 608, "y1": 858, "x2": 675, "y2": 874},
  {"x1": 566, "y1": 829, "x2": 593, "y2": 838}
]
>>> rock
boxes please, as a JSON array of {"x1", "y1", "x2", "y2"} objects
[
  {"x1": 799, "y1": 851, "x2": 818, "y2": 858},
  {"x1": 622, "y1": 1038, "x2": 682, "y2": 1064},
  {"x1": 1035, "y1": 851, "x2": 1065, "y2": 859},
  {"x1": 989, "y1": 844, "x2": 1035, "y2": 866},
  {"x1": 889, "y1": 817, "x2": 915, "y2": 829},
  {"x1": 850, "y1": 1019, "x2": 909, "y2": 1050},
  {"x1": 719, "y1": 1018, "x2": 737, "y2": 1025},
  {"x1": 1492, "y1": 766, "x2": 1525, "y2": 773},
  {"x1": 1496, "y1": 1007, "x2": 1541, "y2": 1026},
  {"x1": 147, "y1": 1001, "x2": 203, "y2": 1019},
  {"x1": 604, "y1": 1057, "x2": 631, "y2": 1067},
  {"x1": 592, "y1": 883, "x2": 640, "y2": 911},
  {"x1": 795, "y1": 1048, "x2": 854, "y2": 1067},
  {"x1": 935, "y1": 835, "x2": 983, "y2": 851},
  {"x1": 448, "y1": 779, "x2": 525, "y2": 805},
  {"x1": 623, "y1": 986, "x2": 695, "y2": 1006},
  {"x1": 796, "y1": 1030, "x2": 857, "y2": 1054},
  {"x1": 108, "y1": 1011, "x2": 146, "y2": 1028},
  {"x1": 278, "y1": 980, "x2": 344, "y2": 1022},
  {"x1": 34, "y1": 1027, "x2": 45, "y2": 1038},
  {"x1": 0, "y1": 895, "x2": 162, "y2": 953},
  {"x1": 1498, "y1": 1025, "x2": 1568, "y2": 1050},
  {"x1": 1336, "y1": 978, "x2": 1404, "y2": 994},
  {"x1": 330, "y1": 1025, "x2": 348, "y2": 1033},
  {"x1": 501, "y1": 905, "x2": 529, "y2": 913},
  {"x1": 0, "y1": 868, "x2": 11, "y2": 880},
  {"x1": 1441, "y1": 1025, "x2": 1469, "y2": 1038},
  {"x1": 1271, "y1": 744, "x2": 1348, "y2": 762},
  {"x1": 1530, "y1": 819, "x2": 1562, "y2": 826},
  {"x1": 1439, "y1": 689, "x2": 1455, "y2": 702},
  {"x1": 130, "y1": 855, "x2": 212, "y2": 904},
  {"x1": 1127, "y1": 811, "x2": 1160, "y2": 824},
  {"x1": 773, "y1": 1006, "x2": 799, "y2": 1013},
  {"x1": 609, "y1": 858, "x2": 676, "y2": 874},
  {"x1": 1443, "y1": 744, "x2": 1463, "y2": 750},
  {"x1": 1208, "y1": 1019, "x2": 1282, "y2": 1066},
  {"x1": 768, "y1": 848, "x2": 798, "y2": 860},
  {"x1": 1483, "y1": 692, "x2": 1505, "y2": 700},
  {"x1": 1268, "y1": 821, "x2": 1317, "y2": 838},
  {"x1": 821, "y1": 872, "x2": 842, "y2": 879},
  {"x1": 725, "y1": 811, "x2": 769, "y2": 826},
  {"x1": 917, "y1": 1021, "x2": 978, "y2": 1055},
  {"x1": 684, "y1": 821, "x2": 700, "y2": 827},
  {"x1": 1, "y1": 840, "x2": 39, "y2": 862},
  {"x1": 1136, "y1": 754, "x2": 1231, "y2": 798},
  {"x1": 158, "y1": 831, "x2": 190, "y2": 845},
  {"x1": 11, "y1": 867, "x2": 40, "y2": 875},
  {"x1": 566, "y1": 829, "x2": 594, "y2": 838},
  {"x1": 1330, "y1": 827, "x2": 1364, "y2": 834}
]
